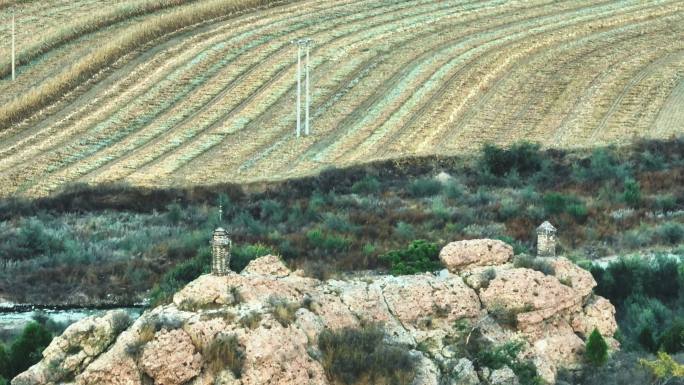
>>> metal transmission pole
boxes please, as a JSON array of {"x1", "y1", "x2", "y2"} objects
[
  {"x1": 291, "y1": 39, "x2": 313, "y2": 138},
  {"x1": 296, "y1": 43, "x2": 302, "y2": 137},
  {"x1": 12, "y1": 10, "x2": 16, "y2": 81},
  {"x1": 305, "y1": 43, "x2": 310, "y2": 136}
]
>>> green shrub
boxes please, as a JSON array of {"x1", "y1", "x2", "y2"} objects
[
  {"x1": 591, "y1": 255, "x2": 681, "y2": 307},
  {"x1": 444, "y1": 180, "x2": 465, "y2": 199},
  {"x1": 9, "y1": 322, "x2": 52, "y2": 376},
  {"x1": 585, "y1": 329, "x2": 609, "y2": 366},
  {"x1": 475, "y1": 341, "x2": 542, "y2": 385},
  {"x1": 655, "y1": 222, "x2": 684, "y2": 245},
  {"x1": 259, "y1": 199, "x2": 285, "y2": 222},
  {"x1": 166, "y1": 203, "x2": 184, "y2": 224},
  {"x1": 480, "y1": 142, "x2": 542, "y2": 177},
  {"x1": 513, "y1": 255, "x2": 555, "y2": 275},
  {"x1": 231, "y1": 243, "x2": 273, "y2": 272},
  {"x1": 204, "y1": 334, "x2": 244, "y2": 377},
  {"x1": 149, "y1": 247, "x2": 211, "y2": 306},
  {"x1": 408, "y1": 178, "x2": 442, "y2": 197},
  {"x1": 622, "y1": 178, "x2": 642, "y2": 208},
  {"x1": 658, "y1": 318, "x2": 684, "y2": 354},
  {"x1": 0, "y1": 344, "x2": 8, "y2": 380},
  {"x1": 543, "y1": 193, "x2": 586, "y2": 220},
  {"x1": 268, "y1": 297, "x2": 299, "y2": 327},
  {"x1": 306, "y1": 229, "x2": 352, "y2": 251},
  {"x1": 351, "y1": 176, "x2": 381, "y2": 195},
  {"x1": 394, "y1": 221, "x2": 415, "y2": 240},
  {"x1": 318, "y1": 325, "x2": 416, "y2": 385},
  {"x1": 573, "y1": 147, "x2": 627, "y2": 182},
  {"x1": 380, "y1": 240, "x2": 442, "y2": 275},
  {"x1": 362, "y1": 243, "x2": 376, "y2": 256},
  {"x1": 652, "y1": 194, "x2": 677, "y2": 212},
  {"x1": 637, "y1": 326, "x2": 657, "y2": 353}
]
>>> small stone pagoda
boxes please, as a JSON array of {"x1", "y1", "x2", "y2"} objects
[
  {"x1": 536, "y1": 221, "x2": 557, "y2": 257},
  {"x1": 211, "y1": 227, "x2": 232, "y2": 275}
]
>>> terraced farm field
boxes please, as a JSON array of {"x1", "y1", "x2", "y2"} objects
[{"x1": 0, "y1": 0, "x2": 683, "y2": 197}]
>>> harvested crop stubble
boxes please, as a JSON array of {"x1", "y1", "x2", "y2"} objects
[
  {"x1": 0, "y1": 0, "x2": 283, "y2": 128},
  {"x1": 0, "y1": 0, "x2": 682, "y2": 197}
]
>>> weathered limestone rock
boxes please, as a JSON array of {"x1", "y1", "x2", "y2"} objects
[
  {"x1": 240, "y1": 318, "x2": 327, "y2": 385},
  {"x1": 532, "y1": 331, "x2": 585, "y2": 384},
  {"x1": 242, "y1": 254, "x2": 291, "y2": 277},
  {"x1": 17, "y1": 250, "x2": 620, "y2": 385},
  {"x1": 76, "y1": 355, "x2": 142, "y2": 385},
  {"x1": 448, "y1": 358, "x2": 480, "y2": 385},
  {"x1": 572, "y1": 295, "x2": 618, "y2": 338},
  {"x1": 412, "y1": 352, "x2": 440, "y2": 385},
  {"x1": 140, "y1": 328, "x2": 202, "y2": 385},
  {"x1": 479, "y1": 268, "x2": 583, "y2": 337},
  {"x1": 549, "y1": 257, "x2": 596, "y2": 298},
  {"x1": 12, "y1": 310, "x2": 129, "y2": 385},
  {"x1": 439, "y1": 240, "x2": 513, "y2": 272},
  {"x1": 489, "y1": 366, "x2": 518, "y2": 385}
]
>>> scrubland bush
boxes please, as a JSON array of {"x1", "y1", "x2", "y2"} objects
[
  {"x1": 472, "y1": 340, "x2": 542, "y2": 385},
  {"x1": 351, "y1": 176, "x2": 381, "y2": 194},
  {"x1": 480, "y1": 142, "x2": 542, "y2": 177},
  {"x1": 380, "y1": 240, "x2": 441, "y2": 275},
  {"x1": 231, "y1": 243, "x2": 274, "y2": 272},
  {"x1": 408, "y1": 178, "x2": 442, "y2": 197},
  {"x1": 573, "y1": 147, "x2": 628, "y2": 183},
  {"x1": 542, "y1": 193, "x2": 587, "y2": 221},
  {"x1": 318, "y1": 325, "x2": 415, "y2": 385},
  {"x1": 623, "y1": 178, "x2": 642, "y2": 208},
  {"x1": 655, "y1": 222, "x2": 684, "y2": 245},
  {"x1": 239, "y1": 312, "x2": 262, "y2": 330},
  {"x1": 268, "y1": 297, "x2": 300, "y2": 327},
  {"x1": 204, "y1": 334, "x2": 244, "y2": 377},
  {"x1": 7, "y1": 322, "x2": 52, "y2": 377},
  {"x1": 513, "y1": 255, "x2": 555, "y2": 275},
  {"x1": 394, "y1": 221, "x2": 415, "y2": 240}
]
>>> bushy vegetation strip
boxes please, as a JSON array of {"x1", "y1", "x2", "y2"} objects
[{"x1": 0, "y1": 140, "x2": 681, "y2": 305}]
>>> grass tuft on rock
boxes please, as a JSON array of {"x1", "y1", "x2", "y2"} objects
[{"x1": 318, "y1": 324, "x2": 416, "y2": 385}]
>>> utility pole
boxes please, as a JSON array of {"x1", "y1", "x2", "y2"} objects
[
  {"x1": 296, "y1": 43, "x2": 302, "y2": 138},
  {"x1": 305, "y1": 43, "x2": 310, "y2": 136},
  {"x1": 11, "y1": 9, "x2": 16, "y2": 81},
  {"x1": 292, "y1": 39, "x2": 313, "y2": 138}
]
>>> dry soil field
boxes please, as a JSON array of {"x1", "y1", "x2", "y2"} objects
[{"x1": 0, "y1": 0, "x2": 682, "y2": 197}]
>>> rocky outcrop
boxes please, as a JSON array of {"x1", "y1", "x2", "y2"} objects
[
  {"x1": 571, "y1": 296, "x2": 618, "y2": 338},
  {"x1": 439, "y1": 240, "x2": 513, "y2": 272},
  {"x1": 12, "y1": 310, "x2": 131, "y2": 385},
  {"x1": 140, "y1": 329, "x2": 202, "y2": 385},
  {"x1": 15, "y1": 240, "x2": 618, "y2": 385}
]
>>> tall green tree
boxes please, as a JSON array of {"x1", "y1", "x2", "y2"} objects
[
  {"x1": 585, "y1": 328, "x2": 609, "y2": 366},
  {"x1": 9, "y1": 322, "x2": 52, "y2": 376},
  {"x1": 0, "y1": 343, "x2": 9, "y2": 380}
]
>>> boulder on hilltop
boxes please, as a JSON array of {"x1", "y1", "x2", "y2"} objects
[{"x1": 13, "y1": 239, "x2": 617, "y2": 385}]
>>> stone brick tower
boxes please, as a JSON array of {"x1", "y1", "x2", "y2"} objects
[
  {"x1": 536, "y1": 221, "x2": 557, "y2": 257},
  {"x1": 211, "y1": 227, "x2": 232, "y2": 275}
]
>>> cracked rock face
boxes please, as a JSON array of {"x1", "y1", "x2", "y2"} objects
[{"x1": 14, "y1": 241, "x2": 618, "y2": 385}]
